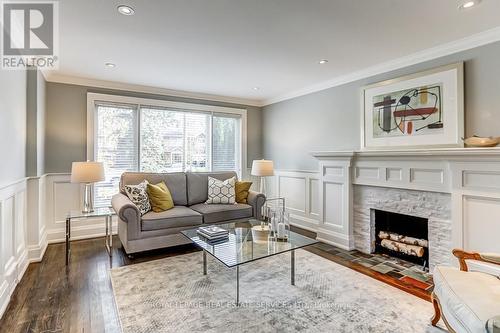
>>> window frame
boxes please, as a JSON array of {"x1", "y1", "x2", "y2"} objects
[{"x1": 87, "y1": 92, "x2": 247, "y2": 179}]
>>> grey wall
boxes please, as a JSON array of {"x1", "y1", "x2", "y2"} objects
[
  {"x1": 26, "y1": 69, "x2": 46, "y2": 177},
  {"x1": 263, "y1": 41, "x2": 500, "y2": 171},
  {"x1": 0, "y1": 70, "x2": 27, "y2": 186},
  {"x1": 37, "y1": 71, "x2": 46, "y2": 176},
  {"x1": 45, "y1": 83, "x2": 263, "y2": 173}
]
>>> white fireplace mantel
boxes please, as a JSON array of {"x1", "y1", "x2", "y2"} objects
[{"x1": 311, "y1": 148, "x2": 500, "y2": 256}]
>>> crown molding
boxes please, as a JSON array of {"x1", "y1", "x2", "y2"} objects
[
  {"x1": 42, "y1": 72, "x2": 265, "y2": 107},
  {"x1": 263, "y1": 26, "x2": 500, "y2": 106}
]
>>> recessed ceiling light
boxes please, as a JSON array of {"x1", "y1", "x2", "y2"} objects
[
  {"x1": 117, "y1": 5, "x2": 135, "y2": 15},
  {"x1": 253, "y1": 87, "x2": 260, "y2": 91},
  {"x1": 105, "y1": 62, "x2": 116, "y2": 68},
  {"x1": 458, "y1": 0, "x2": 481, "y2": 9},
  {"x1": 318, "y1": 59, "x2": 329, "y2": 64}
]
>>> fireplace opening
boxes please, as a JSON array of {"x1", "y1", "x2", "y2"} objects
[{"x1": 373, "y1": 209, "x2": 429, "y2": 269}]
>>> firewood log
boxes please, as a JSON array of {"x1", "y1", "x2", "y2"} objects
[
  {"x1": 380, "y1": 239, "x2": 425, "y2": 257},
  {"x1": 378, "y1": 231, "x2": 428, "y2": 248}
]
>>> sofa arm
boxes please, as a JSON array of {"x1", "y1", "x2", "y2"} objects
[
  {"x1": 453, "y1": 249, "x2": 500, "y2": 272},
  {"x1": 247, "y1": 190, "x2": 266, "y2": 220},
  {"x1": 112, "y1": 193, "x2": 140, "y2": 224}
]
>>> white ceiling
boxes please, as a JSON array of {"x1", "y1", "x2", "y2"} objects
[{"x1": 48, "y1": 0, "x2": 500, "y2": 105}]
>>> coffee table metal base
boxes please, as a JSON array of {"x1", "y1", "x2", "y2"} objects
[{"x1": 202, "y1": 249, "x2": 296, "y2": 305}]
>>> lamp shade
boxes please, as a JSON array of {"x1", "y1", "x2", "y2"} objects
[
  {"x1": 71, "y1": 161, "x2": 105, "y2": 183},
  {"x1": 251, "y1": 159, "x2": 274, "y2": 177}
]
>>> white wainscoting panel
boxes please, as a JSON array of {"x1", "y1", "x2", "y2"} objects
[
  {"x1": 461, "y1": 195, "x2": 500, "y2": 253},
  {"x1": 323, "y1": 182, "x2": 344, "y2": 229},
  {"x1": 44, "y1": 174, "x2": 117, "y2": 243},
  {"x1": 309, "y1": 178, "x2": 319, "y2": 218},
  {"x1": 278, "y1": 176, "x2": 306, "y2": 213},
  {"x1": 315, "y1": 156, "x2": 355, "y2": 250},
  {"x1": 265, "y1": 170, "x2": 320, "y2": 232},
  {"x1": 0, "y1": 179, "x2": 29, "y2": 318}
]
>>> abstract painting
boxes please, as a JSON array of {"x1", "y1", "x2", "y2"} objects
[
  {"x1": 372, "y1": 84, "x2": 443, "y2": 138},
  {"x1": 362, "y1": 63, "x2": 464, "y2": 149}
]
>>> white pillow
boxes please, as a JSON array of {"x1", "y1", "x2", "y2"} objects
[
  {"x1": 124, "y1": 180, "x2": 151, "y2": 215},
  {"x1": 205, "y1": 176, "x2": 236, "y2": 204}
]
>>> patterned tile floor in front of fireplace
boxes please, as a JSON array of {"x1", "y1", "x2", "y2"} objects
[{"x1": 308, "y1": 243, "x2": 434, "y2": 299}]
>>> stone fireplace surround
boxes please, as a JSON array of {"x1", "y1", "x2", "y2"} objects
[
  {"x1": 353, "y1": 185, "x2": 451, "y2": 270},
  {"x1": 312, "y1": 148, "x2": 500, "y2": 272}
]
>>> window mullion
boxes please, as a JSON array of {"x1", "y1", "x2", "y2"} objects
[
  {"x1": 182, "y1": 112, "x2": 186, "y2": 172},
  {"x1": 137, "y1": 105, "x2": 141, "y2": 172}
]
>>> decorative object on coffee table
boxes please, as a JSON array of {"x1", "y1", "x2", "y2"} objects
[
  {"x1": 71, "y1": 161, "x2": 105, "y2": 213},
  {"x1": 251, "y1": 224, "x2": 270, "y2": 242},
  {"x1": 251, "y1": 159, "x2": 274, "y2": 196},
  {"x1": 362, "y1": 63, "x2": 464, "y2": 150},
  {"x1": 276, "y1": 211, "x2": 290, "y2": 241}
]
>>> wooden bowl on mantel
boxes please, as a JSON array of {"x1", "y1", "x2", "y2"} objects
[{"x1": 463, "y1": 136, "x2": 500, "y2": 148}]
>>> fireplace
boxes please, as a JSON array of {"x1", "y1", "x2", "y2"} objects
[{"x1": 373, "y1": 209, "x2": 429, "y2": 269}]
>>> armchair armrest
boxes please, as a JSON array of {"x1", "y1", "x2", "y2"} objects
[
  {"x1": 247, "y1": 190, "x2": 266, "y2": 220},
  {"x1": 452, "y1": 249, "x2": 500, "y2": 271}
]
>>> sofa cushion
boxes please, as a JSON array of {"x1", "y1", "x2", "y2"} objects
[
  {"x1": 433, "y1": 266, "x2": 500, "y2": 332},
  {"x1": 186, "y1": 171, "x2": 237, "y2": 205},
  {"x1": 235, "y1": 181, "x2": 252, "y2": 203},
  {"x1": 141, "y1": 206, "x2": 202, "y2": 231},
  {"x1": 124, "y1": 180, "x2": 151, "y2": 215},
  {"x1": 147, "y1": 182, "x2": 174, "y2": 212},
  {"x1": 121, "y1": 172, "x2": 187, "y2": 206},
  {"x1": 190, "y1": 203, "x2": 252, "y2": 224},
  {"x1": 206, "y1": 176, "x2": 236, "y2": 204}
]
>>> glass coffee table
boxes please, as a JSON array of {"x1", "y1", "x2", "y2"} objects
[{"x1": 181, "y1": 219, "x2": 318, "y2": 304}]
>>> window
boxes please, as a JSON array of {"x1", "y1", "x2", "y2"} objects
[
  {"x1": 94, "y1": 104, "x2": 138, "y2": 208},
  {"x1": 89, "y1": 94, "x2": 246, "y2": 208}
]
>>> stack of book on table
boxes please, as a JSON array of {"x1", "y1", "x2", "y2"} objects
[{"x1": 197, "y1": 226, "x2": 229, "y2": 243}]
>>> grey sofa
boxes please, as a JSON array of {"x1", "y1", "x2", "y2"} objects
[{"x1": 111, "y1": 171, "x2": 266, "y2": 255}]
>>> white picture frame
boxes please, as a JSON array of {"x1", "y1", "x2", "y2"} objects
[{"x1": 361, "y1": 63, "x2": 464, "y2": 150}]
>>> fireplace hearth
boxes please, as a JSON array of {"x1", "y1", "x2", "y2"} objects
[{"x1": 373, "y1": 209, "x2": 429, "y2": 269}]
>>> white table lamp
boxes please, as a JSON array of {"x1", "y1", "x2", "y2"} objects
[
  {"x1": 251, "y1": 159, "x2": 274, "y2": 195},
  {"x1": 71, "y1": 161, "x2": 105, "y2": 213}
]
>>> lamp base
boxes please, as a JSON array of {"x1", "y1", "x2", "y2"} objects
[
  {"x1": 259, "y1": 177, "x2": 267, "y2": 196},
  {"x1": 82, "y1": 183, "x2": 94, "y2": 213}
]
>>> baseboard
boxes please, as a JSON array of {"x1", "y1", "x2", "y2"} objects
[
  {"x1": 0, "y1": 248, "x2": 31, "y2": 320},
  {"x1": 289, "y1": 213, "x2": 319, "y2": 233},
  {"x1": 316, "y1": 228, "x2": 355, "y2": 250},
  {"x1": 17, "y1": 250, "x2": 30, "y2": 280},
  {"x1": 47, "y1": 223, "x2": 118, "y2": 244},
  {"x1": 0, "y1": 281, "x2": 10, "y2": 320},
  {"x1": 27, "y1": 229, "x2": 48, "y2": 263}
]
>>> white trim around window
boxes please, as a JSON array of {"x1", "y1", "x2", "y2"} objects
[{"x1": 86, "y1": 92, "x2": 248, "y2": 178}]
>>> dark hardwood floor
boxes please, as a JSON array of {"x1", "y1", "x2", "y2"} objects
[
  {"x1": 0, "y1": 227, "x2": 430, "y2": 333},
  {"x1": 0, "y1": 237, "x2": 198, "y2": 333}
]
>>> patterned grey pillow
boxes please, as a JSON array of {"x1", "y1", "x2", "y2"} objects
[
  {"x1": 124, "y1": 180, "x2": 151, "y2": 215},
  {"x1": 205, "y1": 176, "x2": 236, "y2": 204}
]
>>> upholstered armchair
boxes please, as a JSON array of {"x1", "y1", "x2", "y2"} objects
[{"x1": 431, "y1": 249, "x2": 500, "y2": 333}]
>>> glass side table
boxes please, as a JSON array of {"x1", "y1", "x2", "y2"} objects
[
  {"x1": 66, "y1": 207, "x2": 115, "y2": 265},
  {"x1": 487, "y1": 315, "x2": 500, "y2": 333}
]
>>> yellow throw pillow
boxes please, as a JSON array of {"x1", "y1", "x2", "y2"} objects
[
  {"x1": 235, "y1": 181, "x2": 252, "y2": 204},
  {"x1": 146, "y1": 182, "x2": 174, "y2": 212}
]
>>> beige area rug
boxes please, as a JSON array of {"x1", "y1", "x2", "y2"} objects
[{"x1": 110, "y1": 249, "x2": 443, "y2": 333}]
